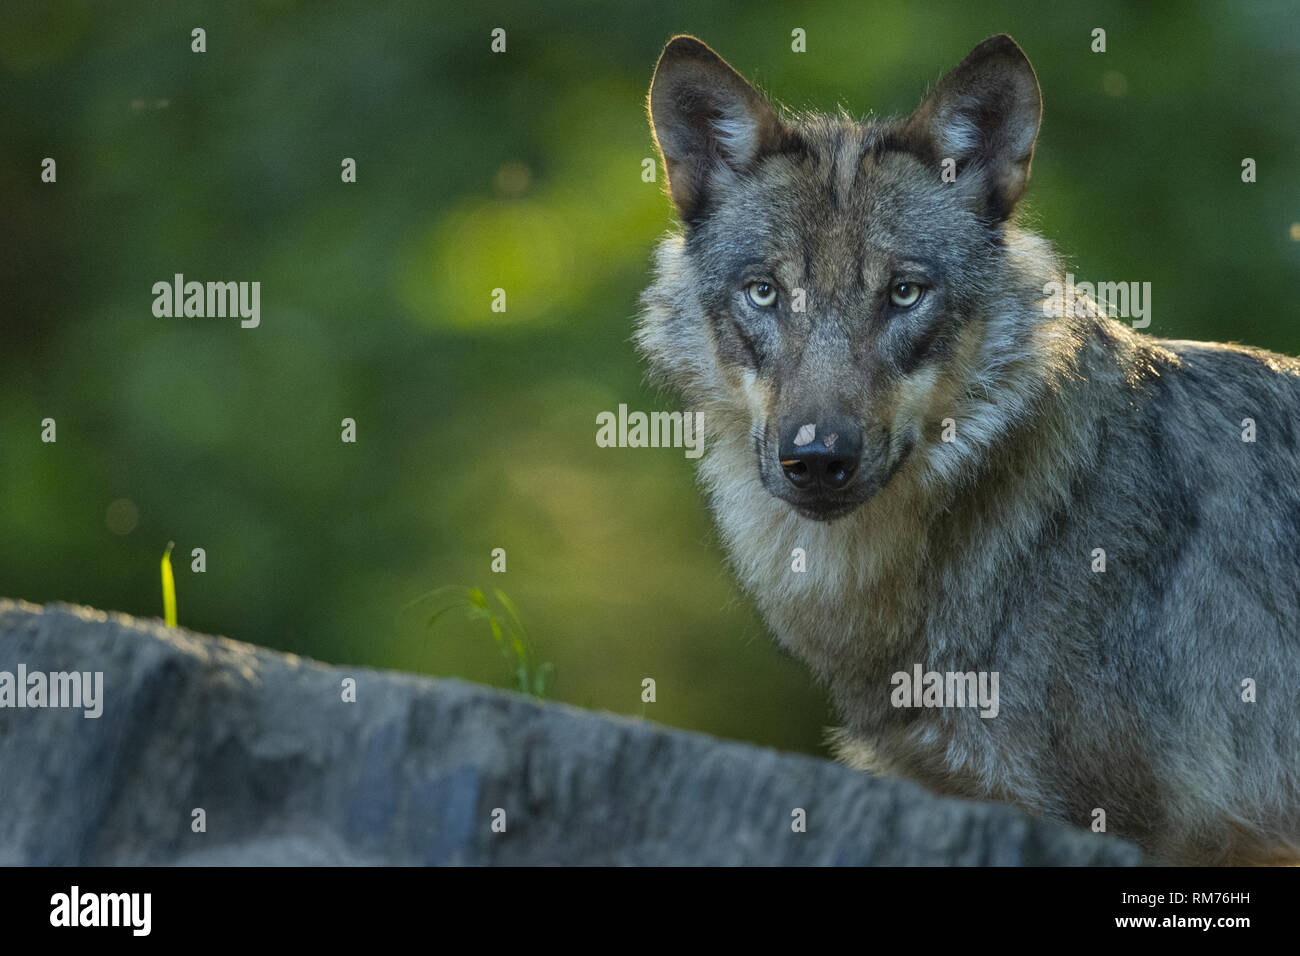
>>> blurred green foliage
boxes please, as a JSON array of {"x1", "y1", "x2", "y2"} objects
[
  {"x1": 410, "y1": 584, "x2": 553, "y2": 697},
  {"x1": 2, "y1": 0, "x2": 1297, "y2": 756}
]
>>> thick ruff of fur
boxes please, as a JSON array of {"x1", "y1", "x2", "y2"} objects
[{"x1": 638, "y1": 34, "x2": 1300, "y2": 865}]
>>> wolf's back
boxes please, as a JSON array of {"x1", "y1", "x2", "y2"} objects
[{"x1": 914, "y1": 325, "x2": 1300, "y2": 864}]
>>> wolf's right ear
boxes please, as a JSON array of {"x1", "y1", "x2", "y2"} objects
[
  {"x1": 648, "y1": 36, "x2": 786, "y2": 223},
  {"x1": 902, "y1": 35, "x2": 1042, "y2": 220}
]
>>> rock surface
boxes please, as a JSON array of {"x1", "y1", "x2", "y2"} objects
[{"x1": 0, "y1": 599, "x2": 1145, "y2": 865}]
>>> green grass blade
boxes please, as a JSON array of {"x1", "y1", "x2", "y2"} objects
[
  {"x1": 402, "y1": 584, "x2": 472, "y2": 614},
  {"x1": 425, "y1": 598, "x2": 473, "y2": 631},
  {"x1": 160, "y1": 541, "x2": 177, "y2": 628},
  {"x1": 492, "y1": 588, "x2": 528, "y2": 638}
]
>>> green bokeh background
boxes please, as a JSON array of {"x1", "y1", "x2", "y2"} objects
[{"x1": 2, "y1": 0, "x2": 1297, "y2": 756}]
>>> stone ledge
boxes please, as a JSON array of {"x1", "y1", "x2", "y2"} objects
[{"x1": 0, "y1": 599, "x2": 1145, "y2": 865}]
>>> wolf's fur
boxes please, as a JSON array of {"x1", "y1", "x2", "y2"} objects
[{"x1": 638, "y1": 34, "x2": 1300, "y2": 865}]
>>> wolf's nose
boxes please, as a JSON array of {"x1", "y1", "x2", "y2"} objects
[{"x1": 778, "y1": 420, "x2": 862, "y2": 491}]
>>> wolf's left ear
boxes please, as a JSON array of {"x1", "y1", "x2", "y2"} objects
[
  {"x1": 903, "y1": 35, "x2": 1042, "y2": 220},
  {"x1": 648, "y1": 36, "x2": 786, "y2": 222}
]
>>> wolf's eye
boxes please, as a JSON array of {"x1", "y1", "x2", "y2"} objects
[
  {"x1": 889, "y1": 282, "x2": 924, "y2": 308},
  {"x1": 746, "y1": 282, "x2": 778, "y2": 308}
]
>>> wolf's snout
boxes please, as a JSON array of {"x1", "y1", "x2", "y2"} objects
[{"x1": 778, "y1": 419, "x2": 862, "y2": 492}]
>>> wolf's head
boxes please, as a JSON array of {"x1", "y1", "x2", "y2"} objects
[{"x1": 639, "y1": 35, "x2": 1055, "y2": 522}]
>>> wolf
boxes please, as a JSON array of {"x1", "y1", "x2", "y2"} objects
[{"x1": 637, "y1": 33, "x2": 1300, "y2": 865}]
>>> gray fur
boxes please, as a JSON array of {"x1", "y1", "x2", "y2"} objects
[{"x1": 638, "y1": 34, "x2": 1300, "y2": 865}]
